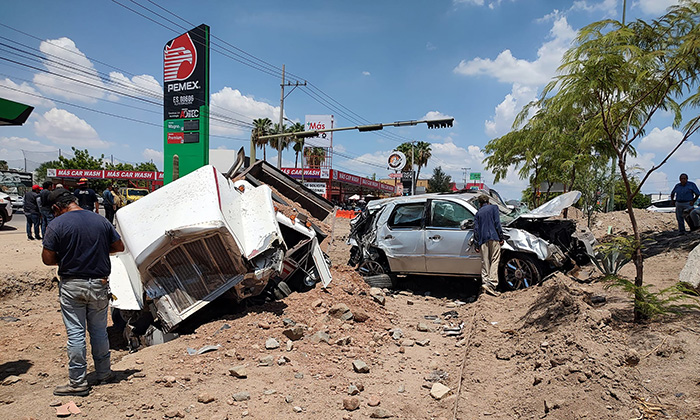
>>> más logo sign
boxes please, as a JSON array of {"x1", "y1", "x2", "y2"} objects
[{"x1": 164, "y1": 33, "x2": 197, "y2": 82}]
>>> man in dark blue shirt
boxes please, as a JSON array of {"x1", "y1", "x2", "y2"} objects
[
  {"x1": 670, "y1": 173, "x2": 700, "y2": 233},
  {"x1": 473, "y1": 194, "x2": 504, "y2": 297},
  {"x1": 73, "y1": 178, "x2": 99, "y2": 212},
  {"x1": 42, "y1": 188, "x2": 124, "y2": 397}
]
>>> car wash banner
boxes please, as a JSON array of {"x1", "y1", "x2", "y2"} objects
[{"x1": 163, "y1": 24, "x2": 210, "y2": 184}]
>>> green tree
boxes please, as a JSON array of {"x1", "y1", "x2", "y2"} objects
[
  {"x1": 270, "y1": 123, "x2": 291, "y2": 163},
  {"x1": 34, "y1": 160, "x2": 61, "y2": 184},
  {"x1": 427, "y1": 166, "x2": 452, "y2": 193},
  {"x1": 396, "y1": 141, "x2": 432, "y2": 190},
  {"x1": 613, "y1": 177, "x2": 651, "y2": 211},
  {"x1": 546, "y1": 2, "x2": 700, "y2": 321},
  {"x1": 0, "y1": 160, "x2": 7, "y2": 170},
  {"x1": 304, "y1": 147, "x2": 326, "y2": 169},
  {"x1": 252, "y1": 117, "x2": 273, "y2": 161}
]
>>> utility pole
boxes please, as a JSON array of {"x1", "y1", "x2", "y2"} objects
[{"x1": 277, "y1": 65, "x2": 306, "y2": 169}]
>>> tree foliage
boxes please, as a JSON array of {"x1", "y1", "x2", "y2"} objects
[
  {"x1": 427, "y1": 166, "x2": 452, "y2": 193},
  {"x1": 543, "y1": 1, "x2": 700, "y2": 321}
]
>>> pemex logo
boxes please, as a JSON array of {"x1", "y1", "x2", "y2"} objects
[{"x1": 164, "y1": 33, "x2": 197, "y2": 82}]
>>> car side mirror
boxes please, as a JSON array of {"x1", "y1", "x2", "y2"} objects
[{"x1": 460, "y1": 219, "x2": 474, "y2": 230}]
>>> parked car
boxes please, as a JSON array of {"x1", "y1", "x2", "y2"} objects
[
  {"x1": 109, "y1": 161, "x2": 333, "y2": 348},
  {"x1": 119, "y1": 187, "x2": 149, "y2": 205},
  {"x1": 8, "y1": 193, "x2": 23, "y2": 213},
  {"x1": 348, "y1": 190, "x2": 595, "y2": 291},
  {"x1": 0, "y1": 192, "x2": 13, "y2": 228},
  {"x1": 646, "y1": 199, "x2": 675, "y2": 213}
]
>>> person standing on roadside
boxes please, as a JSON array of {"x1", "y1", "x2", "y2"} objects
[
  {"x1": 42, "y1": 188, "x2": 124, "y2": 397},
  {"x1": 670, "y1": 173, "x2": 700, "y2": 234},
  {"x1": 39, "y1": 181, "x2": 55, "y2": 237},
  {"x1": 474, "y1": 194, "x2": 504, "y2": 297},
  {"x1": 74, "y1": 178, "x2": 99, "y2": 213},
  {"x1": 24, "y1": 185, "x2": 42, "y2": 240},
  {"x1": 102, "y1": 185, "x2": 115, "y2": 224}
]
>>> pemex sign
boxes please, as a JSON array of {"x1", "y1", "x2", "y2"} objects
[{"x1": 163, "y1": 24, "x2": 210, "y2": 184}]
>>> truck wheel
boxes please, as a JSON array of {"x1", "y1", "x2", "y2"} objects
[{"x1": 272, "y1": 281, "x2": 292, "y2": 300}]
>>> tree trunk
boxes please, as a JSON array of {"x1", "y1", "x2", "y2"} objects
[{"x1": 619, "y1": 162, "x2": 645, "y2": 322}]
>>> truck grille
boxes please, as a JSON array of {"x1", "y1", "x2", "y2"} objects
[{"x1": 146, "y1": 234, "x2": 245, "y2": 315}]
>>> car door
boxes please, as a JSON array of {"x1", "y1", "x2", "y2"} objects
[
  {"x1": 424, "y1": 199, "x2": 481, "y2": 275},
  {"x1": 377, "y1": 201, "x2": 427, "y2": 273}
]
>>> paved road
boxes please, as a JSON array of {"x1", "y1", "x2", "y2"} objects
[{"x1": 1, "y1": 207, "x2": 109, "y2": 238}]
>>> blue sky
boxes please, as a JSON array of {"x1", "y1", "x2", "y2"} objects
[{"x1": 1, "y1": 0, "x2": 695, "y2": 200}]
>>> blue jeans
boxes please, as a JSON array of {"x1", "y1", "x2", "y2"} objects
[
  {"x1": 40, "y1": 208, "x2": 54, "y2": 237},
  {"x1": 59, "y1": 278, "x2": 111, "y2": 386},
  {"x1": 675, "y1": 202, "x2": 693, "y2": 232},
  {"x1": 25, "y1": 213, "x2": 40, "y2": 239}
]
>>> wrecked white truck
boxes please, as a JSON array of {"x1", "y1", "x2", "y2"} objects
[
  {"x1": 348, "y1": 190, "x2": 595, "y2": 290},
  {"x1": 109, "y1": 160, "x2": 332, "y2": 346}
]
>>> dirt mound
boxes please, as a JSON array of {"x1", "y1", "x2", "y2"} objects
[{"x1": 571, "y1": 209, "x2": 677, "y2": 239}]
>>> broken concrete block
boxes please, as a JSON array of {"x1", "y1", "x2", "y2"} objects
[
  {"x1": 283, "y1": 325, "x2": 306, "y2": 341},
  {"x1": 265, "y1": 337, "x2": 280, "y2": 349},
  {"x1": 229, "y1": 365, "x2": 247, "y2": 378},
  {"x1": 430, "y1": 383, "x2": 451, "y2": 400},
  {"x1": 352, "y1": 360, "x2": 370, "y2": 373}
]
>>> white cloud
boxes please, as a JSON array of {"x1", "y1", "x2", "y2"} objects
[
  {"x1": 453, "y1": 16, "x2": 576, "y2": 86},
  {"x1": 0, "y1": 78, "x2": 55, "y2": 108},
  {"x1": 571, "y1": 0, "x2": 618, "y2": 16},
  {"x1": 33, "y1": 108, "x2": 109, "y2": 148},
  {"x1": 108, "y1": 72, "x2": 163, "y2": 101},
  {"x1": 210, "y1": 87, "x2": 280, "y2": 136},
  {"x1": 362, "y1": 71, "x2": 371, "y2": 76},
  {"x1": 636, "y1": 0, "x2": 679, "y2": 15},
  {"x1": 426, "y1": 42, "x2": 436, "y2": 51},
  {"x1": 452, "y1": 0, "x2": 485, "y2": 6},
  {"x1": 484, "y1": 84, "x2": 537, "y2": 136},
  {"x1": 421, "y1": 110, "x2": 454, "y2": 121},
  {"x1": 33, "y1": 37, "x2": 106, "y2": 103},
  {"x1": 639, "y1": 126, "x2": 682, "y2": 150},
  {"x1": 639, "y1": 127, "x2": 700, "y2": 162},
  {"x1": 142, "y1": 148, "x2": 164, "y2": 170},
  {"x1": 0, "y1": 136, "x2": 57, "y2": 163}
]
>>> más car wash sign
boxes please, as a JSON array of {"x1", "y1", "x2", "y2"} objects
[{"x1": 163, "y1": 24, "x2": 210, "y2": 184}]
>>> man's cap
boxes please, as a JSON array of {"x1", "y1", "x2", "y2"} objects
[
  {"x1": 32, "y1": 184, "x2": 41, "y2": 191},
  {"x1": 77, "y1": 177, "x2": 88, "y2": 185},
  {"x1": 47, "y1": 188, "x2": 74, "y2": 206}
]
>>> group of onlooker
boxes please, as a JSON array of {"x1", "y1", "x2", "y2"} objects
[{"x1": 22, "y1": 178, "x2": 121, "y2": 240}]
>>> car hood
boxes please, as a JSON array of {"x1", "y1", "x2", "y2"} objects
[{"x1": 506, "y1": 191, "x2": 581, "y2": 224}]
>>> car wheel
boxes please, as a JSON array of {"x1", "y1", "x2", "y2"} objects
[
  {"x1": 0, "y1": 212, "x2": 5, "y2": 229},
  {"x1": 499, "y1": 253, "x2": 542, "y2": 291},
  {"x1": 357, "y1": 260, "x2": 386, "y2": 276},
  {"x1": 364, "y1": 274, "x2": 395, "y2": 288}
]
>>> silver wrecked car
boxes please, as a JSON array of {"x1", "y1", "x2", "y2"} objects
[{"x1": 347, "y1": 190, "x2": 594, "y2": 290}]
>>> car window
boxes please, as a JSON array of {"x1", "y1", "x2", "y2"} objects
[
  {"x1": 652, "y1": 200, "x2": 673, "y2": 208},
  {"x1": 388, "y1": 203, "x2": 425, "y2": 228},
  {"x1": 428, "y1": 200, "x2": 473, "y2": 228}
]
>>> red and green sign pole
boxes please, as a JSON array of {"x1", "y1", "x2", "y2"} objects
[{"x1": 163, "y1": 24, "x2": 210, "y2": 184}]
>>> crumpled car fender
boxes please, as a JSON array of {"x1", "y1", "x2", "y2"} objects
[{"x1": 503, "y1": 227, "x2": 566, "y2": 266}]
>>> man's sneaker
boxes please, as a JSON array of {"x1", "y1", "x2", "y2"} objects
[
  {"x1": 481, "y1": 285, "x2": 501, "y2": 297},
  {"x1": 54, "y1": 383, "x2": 89, "y2": 397}
]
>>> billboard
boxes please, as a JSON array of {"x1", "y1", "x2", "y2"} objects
[
  {"x1": 163, "y1": 24, "x2": 210, "y2": 184},
  {"x1": 304, "y1": 115, "x2": 333, "y2": 148}
]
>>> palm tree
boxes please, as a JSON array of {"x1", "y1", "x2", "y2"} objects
[
  {"x1": 413, "y1": 141, "x2": 432, "y2": 182},
  {"x1": 304, "y1": 147, "x2": 326, "y2": 169},
  {"x1": 289, "y1": 122, "x2": 306, "y2": 167},
  {"x1": 252, "y1": 118, "x2": 273, "y2": 161},
  {"x1": 270, "y1": 123, "x2": 293, "y2": 164}
]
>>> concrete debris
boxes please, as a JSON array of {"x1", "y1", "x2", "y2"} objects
[
  {"x1": 232, "y1": 391, "x2": 251, "y2": 402},
  {"x1": 309, "y1": 330, "x2": 331, "y2": 344},
  {"x1": 430, "y1": 383, "x2": 451, "y2": 400},
  {"x1": 283, "y1": 325, "x2": 306, "y2": 341},
  {"x1": 369, "y1": 408, "x2": 394, "y2": 418},
  {"x1": 265, "y1": 337, "x2": 280, "y2": 349},
  {"x1": 417, "y1": 322, "x2": 430, "y2": 332},
  {"x1": 348, "y1": 384, "x2": 360, "y2": 395},
  {"x1": 390, "y1": 328, "x2": 403, "y2": 340},
  {"x1": 259, "y1": 355, "x2": 275, "y2": 366},
  {"x1": 329, "y1": 303, "x2": 354, "y2": 321},
  {"x1": 229, "y1": 365, "x2": 247, "y2": 378},
  {"x1": 352, "y1": 360, "x2": 370, "y2": 373}
]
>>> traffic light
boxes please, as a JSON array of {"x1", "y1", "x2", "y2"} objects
[{"x1": 426, "y1": 118, "x2": 454, "y2": 129}]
